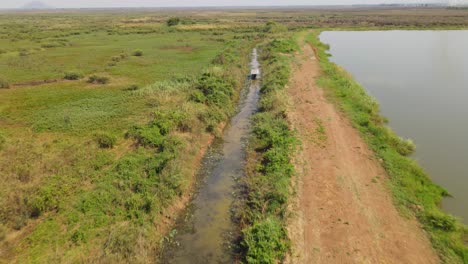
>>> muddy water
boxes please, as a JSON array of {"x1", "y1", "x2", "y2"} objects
[
  {"x1": 162, "y1": 49, "x2": 260, "y2": 263},
  {"x1": 320, "y1": 31, "x2": 468, "y2": 224}
]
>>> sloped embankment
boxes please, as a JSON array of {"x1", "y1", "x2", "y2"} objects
[{"x1": 238, "y1": 38, "x2": 299, "y2": 263}]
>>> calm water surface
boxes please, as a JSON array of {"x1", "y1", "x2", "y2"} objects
[{"x1": 321, "y1": 31, "x2": 468, "y2": 224}]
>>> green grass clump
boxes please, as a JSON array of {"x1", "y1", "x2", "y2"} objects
[
  {"x1": 0, "y1": 79, "x2": 10, "y2": 89},
  {"x1": 194, "y1": 68, "x2": 236, "y2": 109},
  {"x1": 239, "y1": 37, "x2": 297, "y2": 264},
  {"x1": 87, "y1": 75, "x2": 110, "y2": 84},
  {"x1": 132, "y1": 49, "x2": 143, "y2": 57},
  {"x1": 95, "y1": 132, "x2": 117, "y2": 149},
  {"x1": 265, "y1": 38, "x2": 299, "y2": 54},
  {"x1": 64, "y1": 71, "x2": 83, "y2": 80},
  {"x1": 242, "y1": 218, "x2": 289, "y2": 264},
  {"x1": 307, "y1": 31, "x2": 468, "y2": 263}
]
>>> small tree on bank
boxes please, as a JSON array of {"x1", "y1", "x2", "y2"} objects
[{"x1": 167, "y1": 17, "x2": 181, "y2": 27}]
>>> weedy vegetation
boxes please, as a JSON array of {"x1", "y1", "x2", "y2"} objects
[
  {"x1": 0, "y1": 11, "x2": 254, "y2": 263},
  {"x1": 238, "y1": 37, "x2": 298, "y2": 264},
  {"x1": 1, "y1": 7, "x2": 468, "y2": 264}
]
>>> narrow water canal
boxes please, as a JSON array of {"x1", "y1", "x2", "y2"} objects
[{"x1": 162, "y1": 49, "x2": 260, "y2": 263}]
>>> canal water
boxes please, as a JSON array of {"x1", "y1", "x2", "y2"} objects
[
  {"x1": 320, "y1": 30, "x2": 468, "y2": 224},
  {"x1": 161, "y1": 48, "x2": 260, "y2": 263}
]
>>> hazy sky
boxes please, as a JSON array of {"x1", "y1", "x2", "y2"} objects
[{"x1": 0, "y1": 0, "x2": 453, "y2": 9}]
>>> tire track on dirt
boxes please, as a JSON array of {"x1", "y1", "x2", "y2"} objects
[{"x1": 286, "y1": 36, "x2": 439, "y2": 264}]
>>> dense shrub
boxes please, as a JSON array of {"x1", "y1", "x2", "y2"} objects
[
  {"x1": 88, "y1": 75, "x2": 110, "y2": 84},
  {"x1": 242, "y1": 218, "x2": 289, "y2": 264},
  {"x1": 166, "y1": 17, "x2": 181, "y2": 27},
  {"x1": 64, "y1": 71, "x2": 82, "y2": 80},
  {"x1": 95, "y1": 133, "x2": 117, "y2": 149},
  {"x1": 194, "y1": 68, "x2": 235, "y2": 109},
  {"x1": 132, "y1": 49, "x2": 143, "y2": 57}
]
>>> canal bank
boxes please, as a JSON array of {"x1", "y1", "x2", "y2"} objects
[
  {"x1": 162, "y1": 48, "x2": 261, "y2": 263},
  {"x1": 307, "y1": 31, "x2": 468, "y2": 263}
]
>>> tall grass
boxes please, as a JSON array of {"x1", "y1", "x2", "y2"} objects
[{"x1": 307, "y1": 31, "x2": 468, "y2": 263}]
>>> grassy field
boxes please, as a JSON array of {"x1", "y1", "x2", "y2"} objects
[
  {"x1": 1, "y1": 6, "x2": 468, "y2": 263},
  {"x1": 0, "y1": 11, "x2": 256, "y2": 263}
]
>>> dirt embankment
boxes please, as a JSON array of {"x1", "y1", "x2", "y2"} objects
[{"x1": 286, "y1": 38, "x2": 439, "y2": 263}]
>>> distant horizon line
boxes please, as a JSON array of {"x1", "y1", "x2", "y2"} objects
[{"x1": 1, "y1": 3, "x2": 460, "y2": 10}]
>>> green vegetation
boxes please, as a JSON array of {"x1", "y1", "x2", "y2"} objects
[
  {"x1": 132, "y1": 49, "x2": 144, "y2": 57},
  {"x1": 0, "y1": 78, "x2": 9, "y2": 89},
  {"x1": 94, "y1": 132, "x2": 117, "y2": 149},
  {"x1": 0, "y1": 12, "x2": 254, "y2": 263},
  {"x1": 1, "y1": 7, "x2": 468, "y2": 263},
  {"x1": 64, "y1": 71, "x2": 83, "y2": 80},
  {"x1": 239, "y1": 37, "x2": 298, "y2": 263},
  {"x1": 167, "y1": 17, "x2": 181, "y2": 27},
  {"x1": 307, "y1": 31, "x2": 468, "y2": 263},
  {"x1": 87, "y1": 75, "x2": 110, "y2": 84}
]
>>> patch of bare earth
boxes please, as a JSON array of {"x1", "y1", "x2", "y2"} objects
[{"x1": 286, "y1": 39, "x2": 439, "y2": 264}]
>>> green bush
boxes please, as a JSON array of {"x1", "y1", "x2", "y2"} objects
[
  {"x1": 425, "y1": 211, "x2": 457, "y2": 231},
  {"x1": 29, "y1": 178, "x2": 64, "y2": 217},
  {"x1": 64, "y1": 71, "x2": 83, "y2": 80},
  {"x1": 127, "y1": 125, "x2": 164, "y2": 148},
  {"x1": 194, "y1": 69, "x2": 235, "y2": 109},
  {"x1": 242, "y1": 218, "x2": 289, "y2": 264},
  {"x1": 0, "y1": 79, "x2": 10, "y2": 89},
  {"x1": 395, "y1": 137, "x2": 416, "y2": 156},
  {"x1": 166, "y1": 17, "x2": 181, "y2": 27},
  {"x1": 88, "y1": 75, "x2": 110, "y2": 84},
  {"x1": 95, "y1": 133, "x2": 117, "y2": 149},
  {"x1": 132, "y1": 49, "x2": 143, "y2": 57}
]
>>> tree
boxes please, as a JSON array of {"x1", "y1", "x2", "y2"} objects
[{"x1": 167, "y1": 17, "x2": 181, "y2": 27}]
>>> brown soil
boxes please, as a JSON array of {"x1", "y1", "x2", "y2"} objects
[
  {"x1": 11, "y1": 79, "x2": 60, "y2": 88},
  {"x1": 286, "y1": 38, "x2": 439, "y2": 264}
]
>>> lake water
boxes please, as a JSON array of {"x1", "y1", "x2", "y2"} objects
[{"x1": 320, "y1": 30, "x2": 468, "y2": 224}]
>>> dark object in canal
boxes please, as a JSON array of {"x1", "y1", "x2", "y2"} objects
[{"x1": 251, "y1": 68, "x2": 260, "y2": 80}]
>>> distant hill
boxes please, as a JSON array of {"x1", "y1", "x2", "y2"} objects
[{"x1": 22, "y1": 1, "x2": 53, "y2": 9}]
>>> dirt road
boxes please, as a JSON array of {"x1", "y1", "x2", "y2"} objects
[{"x1": 286, "y1": 38, "x2": 439, "y2": 264}]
